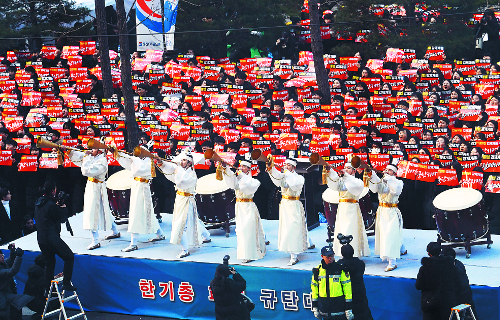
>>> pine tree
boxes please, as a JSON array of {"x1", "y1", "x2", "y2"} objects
[
  {"x1": 0, "y1": 0, "x2": 90, "y2": 52},
  {"x1": 327, "y1": 0, "x2": 492, "y2": 60},
  {"x1": 174, "y1": 0, "x2": 301, "y2": 58}
]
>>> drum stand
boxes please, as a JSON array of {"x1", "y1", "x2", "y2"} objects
[{"x1": 437, "y1": 232, "x2": 493, "y2": 259}]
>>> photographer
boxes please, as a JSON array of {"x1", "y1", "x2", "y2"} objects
[
  {"x1": 210, "y1": 256, "x2": 252, "y2": 320},
  {"x1": 0, "y1": 244, "x2": 33, "y2": 320},
  {"x1": 34, "y1": 181, "x2": 76, "y2": 293}
]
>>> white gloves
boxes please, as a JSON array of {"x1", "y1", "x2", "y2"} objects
[
  {"x1": 346, "y1": 309, "x2": 354, "y2": 320},
  {"x1": 312, "y1": 308, "x2": 321, "y2": 319}
]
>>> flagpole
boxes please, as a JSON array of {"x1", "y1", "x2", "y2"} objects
[{"x1": 161, "y1": 0, "x2": 166, "y2": 51}]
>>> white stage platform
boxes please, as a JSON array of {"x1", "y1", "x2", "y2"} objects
[{"x1": 6, "y1": 212, "x2": 500, "y2": 287}]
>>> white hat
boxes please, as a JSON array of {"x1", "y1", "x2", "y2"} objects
[
  {"x1": 386, "y1": 164, "x2": 398, "y2": 173},
  {"x1": 344, "y1": 162, "x2": 353, "y2": 169},
  {"x1": 284, "y1": 158, "x2": 297, "y2": 167},
  {"x1": 240, "y1": 160, "x2": 252, "y2": 168},
  {"x1": 178, "y1": 151, "x2": 193, "y2": 163}
]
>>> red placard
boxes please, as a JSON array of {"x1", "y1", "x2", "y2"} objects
[
  {"x1": 80, "y1": 41, "x2": 96, "y2": 55},
  {"x1": 485, "y1": 175, "x2": 500, "y2": 193},
  {"x1": 460, "y1": 171, "x2": 483, "y2": 190},
  {"x1": 276, "y1": 133, "x2": 298, "y2": 150},
  {"x1": 0, "y1": 150, "x2": 13, "y2": 166},
  {"x1": 437, "y1": 169, "x2": 459, "y2": 186},
  {"x1": 18, "y1": 155, "x2": 38, "y2": 171},
  {"x1": 39, "y1": 153, "x2": 58, "y2": 169},
  {"x1": 396, "y1": 160, "x2": 418, "y2": 180},
  {"x1": 414, "y1": 163, "x2": 439, "y2": 182},
  {"x1": 481, "y1": 155, "x2": 500, "y2": 172},
  {"x1": 347, "y1": 133, "x2": 366, "y2": 149},
  {"x1": 368, "y1": 154, "x2": 390, "y2": 171}
]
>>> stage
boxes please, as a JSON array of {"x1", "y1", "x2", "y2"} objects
[{"x1": 3, "y1": 213, "x2": 500, "y2": 319}]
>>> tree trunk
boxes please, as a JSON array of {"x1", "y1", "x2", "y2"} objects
[
  {"x1": 116, "y1": 0, "x2": 140, "y2": 151},
  {"x1": 309, "y1": 0, "x2": 331, "y2": 105},
  {"x1": 95, "y1": 0, "x2": 114, "y2": 98}
]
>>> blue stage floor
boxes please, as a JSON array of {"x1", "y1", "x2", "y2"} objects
[{"x1": 4, "y1": 214, "x2": 499, "y2": 319}]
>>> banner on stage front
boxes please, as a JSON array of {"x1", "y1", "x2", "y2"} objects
[{"x1": 136, "y1": 0, "x2": 178, "y2": 51}]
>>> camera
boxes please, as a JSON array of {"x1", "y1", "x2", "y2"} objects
[
  {"x1": 57, "y1": 191, "x2": 70, "y2": 206},
  {"x1": 337, "y1": 233, "x2": 353, "y2": 245}
]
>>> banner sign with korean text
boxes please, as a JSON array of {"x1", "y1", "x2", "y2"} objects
[
  {"x1": 136, "y1": 0, "x2": 178, "y2": 51},
  {"x1": 11, "y1": 249, "x2": 500, "y2": 320}
]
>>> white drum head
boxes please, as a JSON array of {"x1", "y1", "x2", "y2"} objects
[
  {"x1": 322, "y1": 188, "x2": 340, "y2": 204},
  {"x1": 106, "y1": 169, "x2": 134, "y2": 190},
  {"x1": 433, "y1": 187, "x2": 483, "y2": 211},
  {"x1": 360, "y1": 187, "x2": 370, "y2": 198},
  {"x1": 195, "y1": 173, "x2": 230, "y2": 194}
]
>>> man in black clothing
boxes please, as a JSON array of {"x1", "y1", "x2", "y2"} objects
[
  {"x1": 34, "y1": 181, "x2": 76, "y2": 293},
  {"x1": 0, "y1": 189, "x2": 22, "y2": 245},
  {"x1": 338, "y1": 244, "x2": 373, "y2": 320},
  {"x1": 442, "y1": 247, "x2": 477, "y2": 318},
  {"x1": 210, "y1": 264, "x2": 251, "y2": 320},
  {"x1": 415, "y1": 242, "x2": 456, "y2": 320},
  {"x1": 0, "y1": 244, "x2": 33, "y2": 320}
]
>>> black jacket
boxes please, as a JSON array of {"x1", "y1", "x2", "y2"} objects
[
  {"x1": 0, "y1": 252, "x2": 21, "y2": 294},
  {"x1": 23, "y1": 258, "x2": 46, "y2": 313},
  {"x1": 0, "y1": 201, "x2": 22, "y2": 245},
  {"x1": 34, "y1": 195, "x2": 68, "y2": 244},
  {"x1": 338, "y1": 257, "x2": 373, "y2": 320},
  {"x1": 415, "y1": 255, "x2": 457, "y2": 320},
  {"x1": 210, "y1": 272, "x2": 250, "y2": 320}
]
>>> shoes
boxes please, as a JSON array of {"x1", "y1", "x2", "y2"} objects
[
  {"x1": 121, "y1": 245, "x2": 138, "y2": 252},
  {"x1": 308, "y1": 244, "x2": 315, "y2": 250},
  {"x1": 148, "y1": 235, "x2": 166, "y2": 242},
  {"x1": 202, "y1": 238, "x2": 212, "y2": 244},
  {"x1": 177, "y1": 251, "x2": 190, "y2": 259},
  {"x1": 86, "y1": 243, "x2": 101, "y2": 250},
  {"x1": 242, "y1": 259, "x2": 253, "y2": 263},
  {"x1": 288, "y1": 258, "x2": 299, "y2": 266},
  {"x1": 62, "y1": 283, "x2": 77, "y2": 291},
  {"x1": 104, "y1": 232, "x2": 121, "y2": 240},
  {"x1": 385, "y1": 265, "x2": 397, "y2": 272},
  {"x1": 265, "y1": 241, "x2": 270, "y2": 245},
  {"x1": 400, "y1": 250, "x2": 408, "y2": 256}
]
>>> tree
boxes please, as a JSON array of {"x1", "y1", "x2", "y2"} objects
[
  {"x1": 327, "y1": 0, "x2": 492, "y2": 60},
  {"x1": 309, "y1": 0, "x2": 331, "y2": 105},
  {"x1": 116, "y1": 0, "x2": 141, "y2": 151},
  {"x1": 95, "y1": 0, "x2": 114, "y2": 98},
  {"x1": 174, "y1": 0, "x2": 301, "y2": 58},
  {"x1": 0, "y1": 0, "x2": 90, "y2": 52}
]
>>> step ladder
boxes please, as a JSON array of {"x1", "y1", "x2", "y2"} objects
[
  {"x1": 42, "y1": 277, "x2": 87, "y2": 319},
  {"x1": 449, "y1": 304, "x2": 476, "y2": 320}
]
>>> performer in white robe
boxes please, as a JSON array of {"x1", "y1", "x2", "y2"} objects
[
  {"x1": 268, "y1": 158, "x2": 313, "y2": 266},
  {"x1": 328, "y1": 163, "x2": 370, "y2": 258},
  {"x1": 68, "y1": 149, "x2": 120, "y2": 250},
  {"x1": 222, "y1": 160, "x2": 266, "y2": 263},
  {"x1": 158, "y1": 151, "x2": 211, "y2": 258},
  {"x1": 116, "y1": 152, "x2": 164, "y2": 252},
  {"x1": 368, "y1": 164, "x2": 405, "y2": 272}
]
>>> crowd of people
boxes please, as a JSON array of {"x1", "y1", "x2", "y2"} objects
[{"x1": 0, "y1": 6, "x2": 498, "y2": 320}]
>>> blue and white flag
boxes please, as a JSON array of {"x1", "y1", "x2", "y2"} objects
[{"x1": 136, "y1": 0, "x2": 178, "y2": 51}]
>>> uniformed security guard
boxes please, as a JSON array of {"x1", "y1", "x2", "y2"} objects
[{"x1": 311, "y1": 245, "x2": 354, "y2": 320}]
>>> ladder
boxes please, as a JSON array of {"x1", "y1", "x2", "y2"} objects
[
  {"x1": 449, "y1": 304, "x2": 476, "y2": 320},
  {"x1": 42, "y1": 277, "x2": 87, "y2": 320}
]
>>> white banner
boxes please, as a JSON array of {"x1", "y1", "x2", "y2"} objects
[{"x1": 136, "y1": 0, "x2": 178, "y2": 51}]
